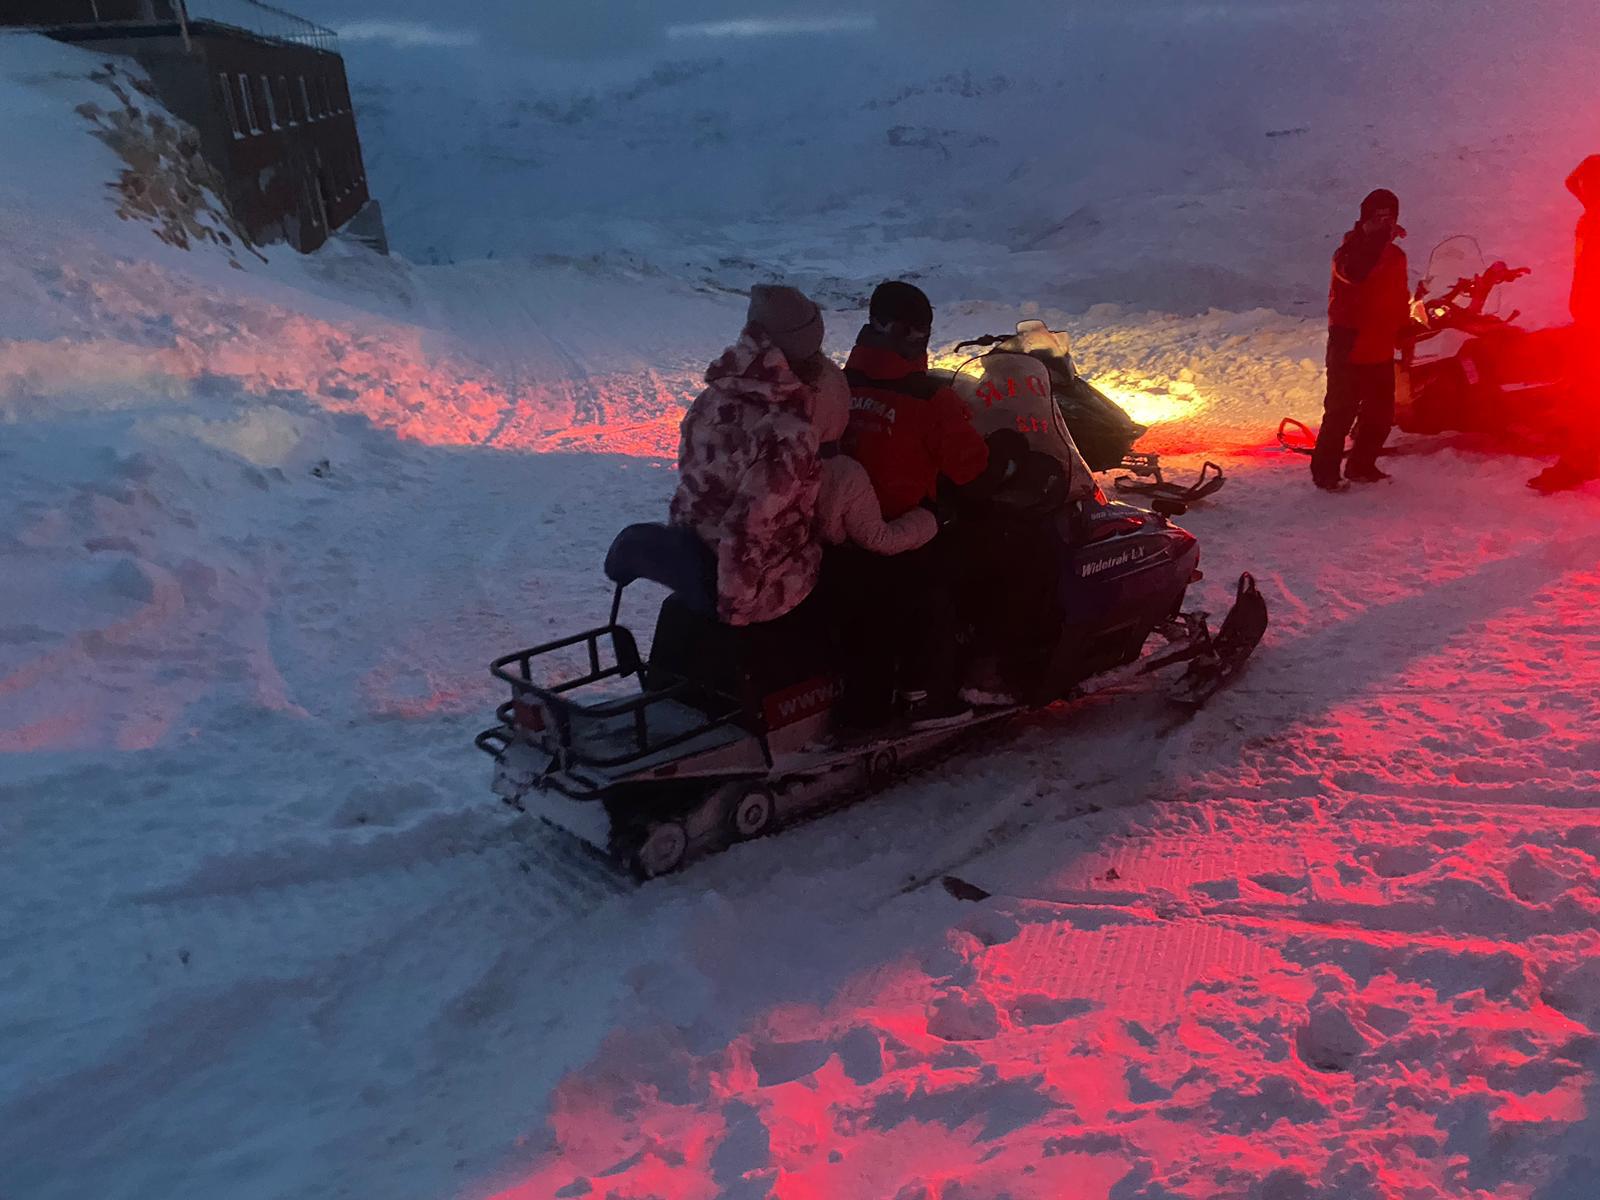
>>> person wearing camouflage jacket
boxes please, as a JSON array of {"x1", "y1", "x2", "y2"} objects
[{"x1": 669, "y1": 287, "x2": 827, "y2": 626}]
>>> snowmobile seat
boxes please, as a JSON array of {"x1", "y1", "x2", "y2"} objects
[
  {"x1": 604, "y1": 523, "x2": 716, "y2": 619},
  {"x1": 990, "y1": 446, "x2": 1071, "y2": 515},
  {"x1": 647, "y1": 588, "x2": 838, "y2": 737}
]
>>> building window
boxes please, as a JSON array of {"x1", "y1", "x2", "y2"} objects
[
  {"x1": 298, "y1": 76, "x2": 313, "y2": 121},
  {"x1": 278, "y1": 76, "x2": 294, "y2": 125},
  {"x1": 305, "y1": 176, "x2": 323, "y2": 228},
  {"x1": 259, "y1": 74, "x2": 278, "y2": 129},
  {"x1": 319, "y1": 76, "x2": 333, "y2": 118},
  {"x1": 236, "y1": 73, "x2": 259, "y2": 133},
  {"x1": 218, "y1": 72, "x2": 241, "y2": 138}
]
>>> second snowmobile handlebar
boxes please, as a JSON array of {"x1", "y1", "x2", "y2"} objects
[
  {"x1": 1409, "y1": 260, "x2": 1532, "y2": 340},
  {"x1": 1416, "y1": 260, "x2": 1530, "y2": 310}
]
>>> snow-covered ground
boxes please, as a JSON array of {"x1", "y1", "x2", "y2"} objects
[{"x1": 2, "y1": 8, "x2": 1598, "y2": 1199}]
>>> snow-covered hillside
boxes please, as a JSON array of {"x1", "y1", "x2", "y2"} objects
[
  {"x1": 343, "y1": 0, "x2": 1597, "y2": 322},
  {"x1": 2, "y1": 8, "x2": 1599, "y2": 1200}
]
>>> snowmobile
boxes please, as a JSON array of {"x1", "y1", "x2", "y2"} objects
[
  {"x1": 1396, "y1": 236, "x2": 1573, "y2": 440},
  {"x1": 1278, "y1": 236, "x2": 1574, "y2": 457},
  {"x1": 476, "y1": 347, "x2": 1266, "y2": 881},
  {"x1": 935, "y1": 320, "x2": 1227, "y2": 505}
]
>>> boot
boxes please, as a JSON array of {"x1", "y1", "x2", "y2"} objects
[
  {"x1": 1527, "y1": 460, "x2": 1594, "y2": 494},
  {"x1": 1345, "y1": 463, "x2": 1392, "y2": 483}
]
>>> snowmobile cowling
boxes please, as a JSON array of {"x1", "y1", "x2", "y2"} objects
[{"x1": 935, "y1": 320, "x2": 1223, "y2": 505}]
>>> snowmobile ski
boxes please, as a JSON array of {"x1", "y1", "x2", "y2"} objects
[
  {"x1": 1277, "y1": 417, "x2": 1315, "y2": 457},
  {"x1": 1142, "y1": 572, "x2": 1267, "y2": 708},
  {"x1": 1114, "y1": 459, "x2": 1226, "y2": 505}
]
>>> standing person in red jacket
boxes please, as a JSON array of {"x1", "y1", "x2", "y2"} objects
[
  {"x1": 1528, "y1": 155, "x2": 1600, "y2": 493},
  {"x1": 836, "y1": 280, "x2": 995, "y2": 730},
  {"x1": 1311, "y1": 189, "x2": 1413, "y2": 491}
]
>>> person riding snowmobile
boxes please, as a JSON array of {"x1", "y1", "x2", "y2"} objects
[
  {"x1": 1528, "y1": 155, "x2": 1600, "y2": 494},
  {"x1": 811, "y1": 360, "x2": 939, "y2": 555},
  {"x1": 670, "y1": 284, "x2": 829, "y2": 626},
  {"x1": 845, "y1": 281, "x2": 992, "y2": 520},
  {"x1": 1311, "y1": 188, "x2": 1414, "y2": 491},
  {"x1": 837, "y1": 281, "x2": 997, "y2": 729}
]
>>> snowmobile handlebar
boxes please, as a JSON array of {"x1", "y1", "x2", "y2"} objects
[
  {"x1": 1411, "y1": 260, "x2": 1532, "y2": 336},
  {"x1": 952, "y1": 333, "x2": 1010, "y2": 352}
]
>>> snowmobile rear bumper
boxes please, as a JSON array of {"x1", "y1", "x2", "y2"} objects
[{"x1": 479, "y1": 708, "x2": 1021, "y2": 879}]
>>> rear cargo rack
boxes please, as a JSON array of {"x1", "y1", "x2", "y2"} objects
[{"x1": 475, "y1": 623, "x2": 749, "y2": 773}]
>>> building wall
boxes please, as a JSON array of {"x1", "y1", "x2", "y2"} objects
[
  {"x1": 0, "y1": 1, "x2": 178, "y2": 22},
  {"x1": 188, "y1": 27, "x2": 370, "y2": 251},
  {"x1": 21, "y1": 20, "x2": 371, "y2": 252}
]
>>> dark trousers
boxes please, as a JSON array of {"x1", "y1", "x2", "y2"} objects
[
  {"x1": 1311, "y1": 328, "x2": 1396, "y2": 485},
  {"x1": 1552, "y1": 322, "x2": 1600, "y2": 474},
  {"x1": 952, "y1": 515, "x2": 1062, "y2": 699},
  {"x1": 827, "y1": 535, "x2": 961, "y2": 726}
]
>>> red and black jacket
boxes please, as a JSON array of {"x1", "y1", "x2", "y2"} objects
[
  {"x1": 1328, "y1": 235, "x2": 1410, "y2": 365},
  {"x1": 842, "y1": 342, "x2": 989, "y2": 520}
]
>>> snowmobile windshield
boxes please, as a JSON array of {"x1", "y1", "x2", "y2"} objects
[
  {"x1": 949, "y1": 350, "x2": 1097, "y2": 504},
  {"x1": 1424, "y1": 235, "x2": 1486, "y2": 297},
  {"x1": 996, "y1": 319, "x2": 1077, "y2": 380},
  {"x1": 991, "y1": 320, "x2": 1079, "y2": 396},
  {"x1": 998, "y1": 319, "x2": 1071, "y2": 359}
]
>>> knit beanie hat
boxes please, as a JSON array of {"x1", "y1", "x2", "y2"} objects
[
  {"x1": 747, "y1": 284, "x2": 824, "y2": 365},
  {"x1": 868, "y1": 280, "x2": 934, "y2": 336},
  {"x1": 1359, "y1": 188, "x2": 1400, "y2": 220}
]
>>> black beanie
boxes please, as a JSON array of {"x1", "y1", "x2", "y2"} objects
[
  {"x1": 1360, "y1": 188, "x2": 1400, "y2": 220},
  {"x1": 869, "y1": 280, "x2": 933, "y2": 334}
]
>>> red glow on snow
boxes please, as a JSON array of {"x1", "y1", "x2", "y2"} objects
[
  {"x1": 479, "y1": 819, "x2": 1596, "y2": 1200},
  {"x1": 0, "y1": 260, "x2": 694, "y2": 459},
  {"x1": 479, "y1": 564, "x2": 1600, "y2": 1198}
]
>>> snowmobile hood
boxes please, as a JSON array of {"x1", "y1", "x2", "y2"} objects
[{"x1": 1568, "y1": 155, "x2": 1600, "y2": 209}]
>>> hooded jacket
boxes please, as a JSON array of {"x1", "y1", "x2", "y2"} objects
[
  {"x1": 808, "y1": 358, "x2": 938, "y2": 554},
  {"x1": 843, "y1": 334, "x2": 990, "y2": 519},
  {"x1": 669, "y1": 327, "x2": 822, "y2": 626},
  {"x1": 1568, "y1": 155, "x2": 1600, "y2": 327},
  {"x1": 1328, "y1": 231, "x2": 1411, "y2": 364}
]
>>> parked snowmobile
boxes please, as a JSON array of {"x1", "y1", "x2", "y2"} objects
[
  {"x1": 476, "y1": 350, "x2": 1265, "y2": 880},
  {"x1": 936, "y1": 320, "x2": 1226, "y2": 505},
  {"x1": 1397, "y1": 236, "x2": 1573, "y2": 440},
  {"x1": 1278, "y1": 236, "x2": 1574, "y2": 456}
]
